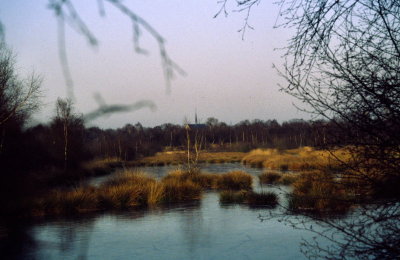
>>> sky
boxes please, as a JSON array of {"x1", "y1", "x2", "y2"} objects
[{"x1": 0, "y1": 0, "x2": 310, "y2": 128}]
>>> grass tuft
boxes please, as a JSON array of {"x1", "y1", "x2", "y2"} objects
[{"x1": 216, "y1": 171, "x2": 253, "y2": 190}]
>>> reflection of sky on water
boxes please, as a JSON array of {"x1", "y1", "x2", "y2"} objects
[
  {"x1": 9, "y1": 164, "x2": 330, "y2": 260},
  {"x1": 30, "y1": 193, "x2": 317, "y2": 260}
]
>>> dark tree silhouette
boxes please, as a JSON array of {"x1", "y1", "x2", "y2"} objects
[
  {"x1": 217, "y1": 1, "x2": 400, "y2": 259},
  {"x1": 274, "y1": 0, "x2": 399, "y2": 259}
]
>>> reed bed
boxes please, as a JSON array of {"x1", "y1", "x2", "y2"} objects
[{"x1": 36, "y1": 169, "x2": 257, "y2": 215}]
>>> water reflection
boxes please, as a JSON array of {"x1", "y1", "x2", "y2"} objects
[{"x1": 4, "y1": 164, "x2": 335, "y2": 260}]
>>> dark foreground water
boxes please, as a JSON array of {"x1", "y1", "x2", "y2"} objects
[{"x1": 7, "y1": 164, "x2": 332, "y2": 260}]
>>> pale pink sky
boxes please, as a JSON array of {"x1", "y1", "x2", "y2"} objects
[{"x1": 0, "y1": 0, "x2": 309, "y2": 128}]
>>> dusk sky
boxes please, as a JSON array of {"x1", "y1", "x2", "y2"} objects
[{"x1": 0, "y1": 0, "x2": 310, "y2": 128}]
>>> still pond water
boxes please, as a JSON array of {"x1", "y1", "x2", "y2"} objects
[{"x1": 11, "y1": 163, "x2": 332, "y2": 260}]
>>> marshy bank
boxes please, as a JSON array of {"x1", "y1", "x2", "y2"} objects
[
  {"x1": 34, "y1": 168, "x2": 279, "y2": 216},
  {"x1": 8, "y1": 191, "x2": 329, "y2": 260},
  {"x1": 38, "y1": 146, "x2": 366, "y2": 217},
  {"x1": 1, "y1": 159, "x2": 377, "y2": 260}
]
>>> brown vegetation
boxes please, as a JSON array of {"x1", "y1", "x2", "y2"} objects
[
  {"x1": 34, "y1": 169, "x2": 257, "y2": 215},
  {"x1": 258, "y1": 171, "x2": 299, "y2": 186},
  {"x1": 242, "y1": 147, "x2": 351, "y2": 171},
  {"x1": 131, "y1": 151, "x2": 246, "y2": 166},
  {"x1": 288, "y1": 170, "x2": 353, "y2": 214},
  {"x1": 215, "y1": 171, "x2": 253, "y2": 190}
]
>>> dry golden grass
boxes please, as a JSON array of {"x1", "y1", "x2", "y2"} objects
[
  {"x1": 241, "y1": 149, "x2": 279, "y2": 168},
  {"x1": 38, "y1": 186, "x2": 98, "y2": 214},
  {"x1": 37, "y1": 169, "x2": 209, "y2": 215},
  {"x1": 215, "y1": 171, "x2": 253, "y2": 190},
  {"x1": 162, "y1": 169, "x2": 221, "y2": 189},
  {"x1": 243, "y1": 147, "x2": 351, "y2": 171},
  {"x1": 147, "y1": 182, "x2": 165, "y2": 205},
  {"x1": 162, "y1": 179, "x2": 202, "y2": 202},
  {"x1": 97, "y1": 184, "x2": 144, "y2": 209}
]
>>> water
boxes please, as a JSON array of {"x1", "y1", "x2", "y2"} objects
[{"x1": 6, "y1": 163, "x2": 330, "y2": 260}]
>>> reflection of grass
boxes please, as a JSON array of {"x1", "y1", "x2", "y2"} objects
[
  {"x1": 130, "y1": 151, "x2": 246, "y2": 166},
  {"x1": 258, "y1": 171, "x2": 299, "y2": 186},
  {"x1": 247, "y1": 192, "x2": 278, "y2": 207},
  {"x1": 288, "y1": 170, "x2": 352, "y2": 214},
  {"x1": 219, "y1": 190, "x2": 278, "y2": 207},
  {"x1": 219, "y1": 190, "x2": 248, "y2": 203},
  {"x1": 243, "y1": 147, "x2": 351, "y2": 171}
]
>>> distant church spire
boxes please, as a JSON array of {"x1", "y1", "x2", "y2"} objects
[{"x1": 195, "y1": 108, "x2": 198, "y2": 125}]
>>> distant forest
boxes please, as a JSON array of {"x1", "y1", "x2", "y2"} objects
[{"x1": 14, "y1": 117, "x2": 339, "y2": 171}]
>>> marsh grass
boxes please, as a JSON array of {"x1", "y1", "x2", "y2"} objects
[
  {"x1": 243, "y1": 147, "x2": 351, "y2": 171},
  {"x1": 36, "y1": 167, "x2": 303, "y2": 216},
  {"x1": 288, "y1": 170, "x2": 352, "y2": 214},
  {"x1": 97, "y1": 184, "x2": 143, "y2": 209},
  {"x1": 162, "y1": 169, "x2": 220, "y2": 189},
  {"x1": 82, "y1": 157, "x2": 124, "y2": 176},
  {"x1": 215, "y1": 171, "x2": 253, "y2": 190},
  {"x1": 131, "y1": 151, "x2": 246, "y2": 166},
  {"x1": 162, "y1": 179, "x2": 202, "y2": 202},
  {"x1": 38, "y1": 186, "x2": 98, "y2": 214},
  {"x1": 259, "y1": 171, "x2": 282, "y2": 184}
]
